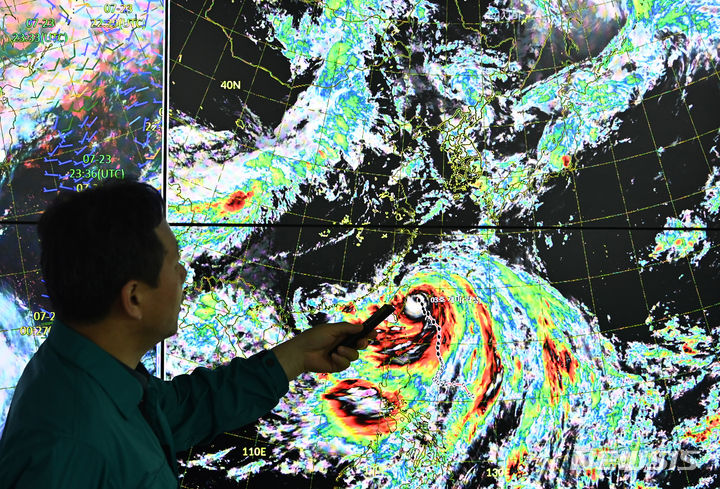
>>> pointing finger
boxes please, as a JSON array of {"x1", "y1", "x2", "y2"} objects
[
  {"x1": 333, "y1": 345, "x2": 359, "y2": 361},
  {"x1": 331, "y1": 352, "x2": 351, "y2": 371}
]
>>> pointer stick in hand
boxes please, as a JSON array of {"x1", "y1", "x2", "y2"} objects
[{"x1": 337, "y1": 304, "x2": 395, "y2": 350}]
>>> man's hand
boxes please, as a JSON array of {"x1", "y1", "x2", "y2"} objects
[{"x1": 270, "y1": 322, "x2": 378, "y2": 381}]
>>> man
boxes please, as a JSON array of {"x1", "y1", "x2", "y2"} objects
[{"x1": 0, "y1": 180, "x2": 374, "y2": 488}]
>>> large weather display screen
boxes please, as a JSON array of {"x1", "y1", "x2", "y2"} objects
[{"x1": 2, "y1": 1, "x2": 720, "y2": 488}]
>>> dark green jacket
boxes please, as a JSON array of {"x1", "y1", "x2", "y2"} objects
[{"x1": 0, "y1": 319, "x2": 289, "y2": 488}]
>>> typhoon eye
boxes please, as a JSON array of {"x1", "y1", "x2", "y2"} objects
[{"x1": 403, "y1": 293, "x2": 428, "y2": 320}]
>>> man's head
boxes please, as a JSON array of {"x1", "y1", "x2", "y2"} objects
[{"x1": 38, "y1": 180, "x2": 187, "y2": 339}]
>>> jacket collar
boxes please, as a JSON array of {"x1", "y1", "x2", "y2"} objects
[{"x1": 46, "y1": 318, "x2": 150, "y2": 419}]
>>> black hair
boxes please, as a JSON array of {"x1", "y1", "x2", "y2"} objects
[{"x1": 37, "y1": 179, "x2": 166, "y2": 324}]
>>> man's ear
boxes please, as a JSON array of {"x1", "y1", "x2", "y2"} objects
[{"x1": 119, "y1": 281, "x2": 143, "y2": 320}]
